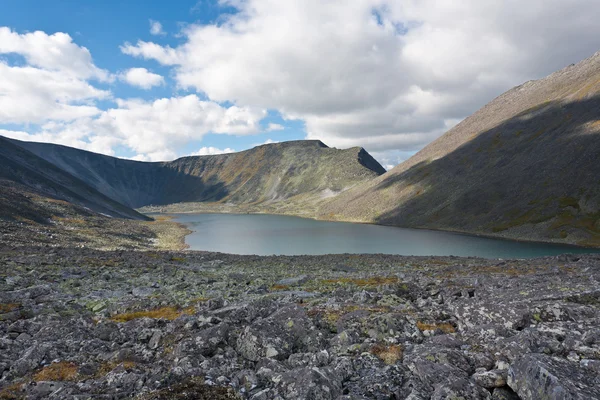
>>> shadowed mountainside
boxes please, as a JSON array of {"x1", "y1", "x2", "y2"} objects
[
  {"x1": 321, "y1": 51, "x2": 600, "y2": 246},
  {"x1": 5, "y1": 139, "x2": 385, "y2": 211},
  {"x1": 0, "y1": 136, "x2": 150, "y2": 221}
]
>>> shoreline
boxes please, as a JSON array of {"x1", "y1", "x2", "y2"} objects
[{"x1": 141, "y1": 207, "x2": 600, "y2": 254}]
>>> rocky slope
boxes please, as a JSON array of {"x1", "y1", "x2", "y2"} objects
[
  {"x1": 0, "y1": 246, "x2": 599, "y2": 399},
  {"x1": 0, "y1": 137, "x2": 149, "y2": 221},
  {"x1": 9, "y1": 139, "x2": 385, "y2": 209},
  {"x1": 321, "y1": 51, "x2": 600, "y2": 247}
]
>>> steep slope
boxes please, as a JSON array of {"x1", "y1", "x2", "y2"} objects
[
  {"x1": 10, "y1": 139, "x2": 385, "y2": 209},
  {"x1": 0, "y1": 136, "x2": 149, "y2": 221},
  {"x1": 322, "y1": 51, "x2": 600, "y2": 246}
]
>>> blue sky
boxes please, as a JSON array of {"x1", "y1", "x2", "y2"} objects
[
  {"x1": 0, "y1": 0, "x2": 306, "y2": 160},
  {"x1": 1, "y1": 1, "x2": 599, "y2": 166}
]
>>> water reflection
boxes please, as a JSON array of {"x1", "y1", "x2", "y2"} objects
[{"x1": 167, "y1": 213, "x2": 600, "y2": 259}]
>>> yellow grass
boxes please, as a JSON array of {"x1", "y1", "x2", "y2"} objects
[
  {"x1": 110, "y1": 306, "x2": 195, "y2": 323},
  {"x1": 416, "y1": 321, "x2": 456, "y2": 334},
  {"x1": 33, "y1": 361, "x2": 78, "y2": 382},
  {"x1": 371, "y1": 344, "x2": 403, "y2": 365}
]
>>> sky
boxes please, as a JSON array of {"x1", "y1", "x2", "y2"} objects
[{"x1": 1, "y1": 1, "x2": 599, "y2": 169}]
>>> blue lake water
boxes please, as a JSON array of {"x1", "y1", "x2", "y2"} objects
[{"x1": 168, "y1": 213, "x2": 600, "y2": 259}]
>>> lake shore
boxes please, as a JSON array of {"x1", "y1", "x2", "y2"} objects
[
  {"x1": 139, "y1": 202, "x2": 600, "y2": 250},
  {"x1": 146, "y1": 212, "x2": 600, "y2": 259}
]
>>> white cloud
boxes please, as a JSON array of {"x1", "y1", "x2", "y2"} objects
[
  {"x1": 0, "y1": 27, "x2": 267, "y2": 162},
  {"x1": 149, "y1": 20, "x2": 165, "y2": 36},
  {"x1": 119, "y1": 67, "x2": 164, "y2": 89},
  {"x1": 0, "y1": 27, "x2": 111, "y2": 81},
  {"x1": 191, "y1": 146, "x2": 235, "y2": 156},
  {"x1": 121, "y1": 0, "x2": 600, "y2": 165},
  {"x1": 1, "y1": 94, "x2": 264, "y2": 161},
  {"x1": 0, "y1": 27, "x2": 111, "y2": 125},
  {"x1": 266, "y1": 123, "x2": 284, "y2": 131},
  {"x1": 120, "y1": 41, "x2": 180, "y2": 65}
]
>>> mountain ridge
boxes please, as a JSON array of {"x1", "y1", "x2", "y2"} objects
[
  {"x1": 2, "y1": 137, "x2": 385, "y2": 218},
  {"x1": 320, "y1": 50, "x2": 600, "y2": 247}
]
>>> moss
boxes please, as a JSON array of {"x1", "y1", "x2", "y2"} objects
[
  {"x1": 110, "y1": 306, "x2": 195, "y2": 323},
  {"x1": 33, "y1": 361, "x2": 78, "y2": 382}
]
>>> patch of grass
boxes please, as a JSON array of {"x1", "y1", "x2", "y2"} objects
[
  {"x1": 558, "y1": 196, "x2": 579, "y2": 209},
  {"x1": 371, "y1": 344, "x2": 403, "y2": 365},
  {"x1": 169, "y1": 256, "x2": 186, "y2": 262},
  {"x1": 416, "y1": 321, "x2": 456, "y2": 334},
  {"x1": 0, "y1": 303, "x2": 20, "y2": 313},
  {"x1": 0, "y1": 382, "x2": 25, "y2": 400},
  {"x1": 39, "y1": 197, "x2": 71, "y2": 206},
  {"x1": 110, "y1": 306, "x2": 195, "y2": 323},
  {"x1": 188, "y1": 296, "x2": 210, "y2": 305},
  {"x1": 491, "y1": 208, "x2": 554, "y2": 232},
  {"x1": 96, "y1": 361, "x2": 136, "y2": 377},
  {"x1": 33, "y1": 361, "x2": 78, "y2": 382}
]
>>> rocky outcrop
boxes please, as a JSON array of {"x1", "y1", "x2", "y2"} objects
[
  {"x1": 508, "y1": 354, "x2": 600, "y2": 400},
  {"x1": 1, "y1": 247, "x2": 599, "y2": 399}
]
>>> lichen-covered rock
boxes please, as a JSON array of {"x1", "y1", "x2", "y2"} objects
[
  {"x1": 273, "y1": 367, "x2": 342, "y2": 399},
  {"x1": 1, "y1": 247, "x2": 599, "y2": 399},
  {"x1": 508, "y1": 354, "x2": 600, "y2": 400},
  {"x1": 472, "y1": 369, "x2": 507, "y2": 388}
]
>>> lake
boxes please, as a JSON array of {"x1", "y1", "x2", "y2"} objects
[{"x1": 169, "y1": 213, "x2": 599, "y2": 258}]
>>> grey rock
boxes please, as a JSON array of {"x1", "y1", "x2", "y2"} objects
[
  {"x1": 472, "y1": 369, "x2": 508, "y2": 388},
  {"x1": 508, "y1": 354, "x2": 600, "y2": 400}
]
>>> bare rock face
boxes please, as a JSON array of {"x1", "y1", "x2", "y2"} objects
[{"x1": 508, "y1": 354, "x2": 600, "y2": 400}]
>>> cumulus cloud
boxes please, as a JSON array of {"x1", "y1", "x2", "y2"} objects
[
  {"x1": 0, "y1": 28, "x2": 110, "y2": 124},
  {"x1": 2, "y1": 94, "x2": 264, "y2": 161},
  {"x1": 0, "y1": 27, "x2": 111, "y2": 81},
  {"x1": 149, "y1": 20, "x2": 165, "y2": 36},
  {"x1": 191, "y1": 146, "x2": 235, "y2": 156},
  {"x1": 119, "y1": 67, "x2": 164, "y2": 89},
  {"x1": 121, "y1": 0, "x2": 600, "y2": 165},
  {"x1": 0, "y1": 27, "x2": 267, "y2": 162},
  {"x1": 120, "y1": 41, "x2": 180, "y2": 65},
  {"x1": 266, "y1": 123, "x2": 284, "y2": 131}
]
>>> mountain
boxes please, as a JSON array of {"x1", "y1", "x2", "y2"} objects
[
  {"x1": 321, "y1": 51, "x2": 600, "y2": 247},
  {"x1": 0, "y1": 136, "x2": 150, "y2": 222},
  {"x1": 5, "y1": 138, "x2": 385, "y2": 212}
]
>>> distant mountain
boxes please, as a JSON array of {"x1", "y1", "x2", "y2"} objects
[
  {"x1": 0, "y1": 136, "x2": 150, "y2": 221},
  {"x1": 321, "y1": 51, "x2": 600, "y2": 247},
  {"x1": 4, "y1": 138, "x2": 385, "y2": 215}
]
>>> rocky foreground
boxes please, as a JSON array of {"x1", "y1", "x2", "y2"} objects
[{"x1": 1, "y1": 246, "x2": 599, "y2": 399}]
